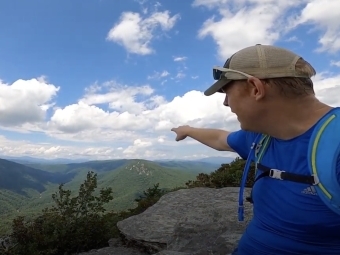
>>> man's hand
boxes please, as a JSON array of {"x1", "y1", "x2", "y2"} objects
[{"x1": 171, "y1": 125, "x2": 191, "y2": 141}]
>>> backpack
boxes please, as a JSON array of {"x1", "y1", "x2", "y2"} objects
[{"x1": 238, "y1": 107, "x2": 340, "y2": 221}]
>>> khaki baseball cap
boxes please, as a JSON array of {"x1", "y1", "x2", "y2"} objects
[{"x1": 204, "y1": 44, "x2": 312, "y2": 96}]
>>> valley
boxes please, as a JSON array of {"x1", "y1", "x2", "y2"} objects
[{"x1": 0, "y1": 156, "x2": 230, "y2": 235}]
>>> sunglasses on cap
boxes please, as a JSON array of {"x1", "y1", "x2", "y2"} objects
[{"x1": 212, "y1": 66, "x2": 253, "y2": 81}]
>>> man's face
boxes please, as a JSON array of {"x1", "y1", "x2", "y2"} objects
[{"x1": 221, "y1": 80, "x2": 264, "y2": 131}]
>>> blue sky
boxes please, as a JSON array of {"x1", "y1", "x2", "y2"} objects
[{"x1": 0, "y1": 0, "x2": 339, "y2": 160}]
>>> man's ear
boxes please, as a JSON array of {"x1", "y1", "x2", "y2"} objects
[{"x1": 247, "y1": 77, "x2": 265, "y2": 101}]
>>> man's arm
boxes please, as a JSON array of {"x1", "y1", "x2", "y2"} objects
[
  {"x1": 186, "y1": 127, "x2": 233, "y2": 151},
  {"x1": 171, "y1": 125, "x2": 258, "y2": 160},
  {"x1": 171, "y1": 126, "x2": 234, "y2": 152}
]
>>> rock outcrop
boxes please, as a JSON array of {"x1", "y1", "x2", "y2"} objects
[{"x1": 78, "y1": 187, "x2": 253, "y2": 255}]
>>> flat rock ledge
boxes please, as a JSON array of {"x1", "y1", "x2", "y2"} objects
[{"x1": 76, "y1": 187, "x2": 253, "y2": 255}]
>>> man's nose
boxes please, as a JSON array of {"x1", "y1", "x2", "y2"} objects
[{"x1": 223, "y1": 95, "x2": 229, "y2": 107}]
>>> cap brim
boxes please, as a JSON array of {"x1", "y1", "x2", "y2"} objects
[
  {"x1": 205, "y1": 66, "x2": 252, "y2": 96},
  {"x1": 204, "y1": 79, "x2": 231, "y2": 96}
]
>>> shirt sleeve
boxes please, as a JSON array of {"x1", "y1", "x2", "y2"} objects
[{"x1": 227, "y1": 130, "x2": 259, "y2": 160}]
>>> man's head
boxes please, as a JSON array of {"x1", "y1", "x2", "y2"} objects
[{"x1": 205, "y1": 44, "x2": 317, "y2": 132}]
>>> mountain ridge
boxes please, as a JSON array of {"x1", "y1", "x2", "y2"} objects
[
  {"x1": 0, "y1": 157, "x2": 225, "y2": 231},
  {"x1": 1, "y1": 155, "x2": 234, "y2": 165}
]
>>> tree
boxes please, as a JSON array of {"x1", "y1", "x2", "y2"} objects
[
  {"x1": 10, "y1": 171, "x2": 114, "y2": 255},
  {"x1": 185, "y1": 157, "x2": 256, "y2": 188}
]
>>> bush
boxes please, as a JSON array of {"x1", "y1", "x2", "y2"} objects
[
  {"x1": 185, "y1": 157, "x2": 255, "y2": 188},
  {"x1": 3, "y1": 174, "x2": 174, "y2": 255},
  {"x1": 9, "y1": 171, "x2": 115, "y2": 255},
  {"x1": 133, "y1": 184, "x2": 164, "y2": 212}
]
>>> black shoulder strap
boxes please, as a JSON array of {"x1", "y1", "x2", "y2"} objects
[{"x1": 246, "y1": 164, "x2": 319, "y2": 203}]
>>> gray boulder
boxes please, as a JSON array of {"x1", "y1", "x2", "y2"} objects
[
  {"x1": 76, "y1": 187, "x2": 252, "y2": 255},
  {"x1": 118, "y1": 187, "x2": 252, "y2": 254}
]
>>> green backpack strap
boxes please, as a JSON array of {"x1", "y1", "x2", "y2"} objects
[
  {"x1": 239, "y1": 133, "x2": 271, "y2": 221},
  {"x1": 307, "y1": 107, "x2": 340, "y2": 216},
  {"x1": 254, "y1": 134, "x2": 271, "y2": 174}
]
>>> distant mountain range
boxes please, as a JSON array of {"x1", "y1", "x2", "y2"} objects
[
  {"x1": 0, "y1": 155, "x2": 87, "y2": 165},
  {"x1": 1, "y1": 155, "x2": 235, "y2": 165},
  {"x1": 0, "y1": 156, "x2": 233, "y2": 233}
]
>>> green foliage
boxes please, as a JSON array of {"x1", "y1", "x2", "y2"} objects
[
  {"x1": 8, "y1": 171, "x2": 115, "y2": 255},
  {"x1": 2, "y1": 172, "x2": 177, "y2": 255},
  {"x1": 128, "y1": 183, "x2": 168, "y2": 215},
  {"x1": 185, "y1": 157, "x2": 255, "y2": 188}
]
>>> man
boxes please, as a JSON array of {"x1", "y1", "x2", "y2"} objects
[{"x1": 171, "y1": 44, "x2": 340, "y2": 255}]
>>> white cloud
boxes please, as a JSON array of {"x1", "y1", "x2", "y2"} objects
[
  {"x1": 46, "y1": 83, "x2": 168, "y2": 140},
  {"x1": 174, "y1": 71, "x2": 186, "y2": 79},
  {"x1": 312, "y1": 73, "x2": 340, "y2": 106},
  {"x1": 123, "y1": 138, "x2": 152, "y2": 155},
  {"x1": 80, "y1": 81, "x2": 155, "y2": 114},
  {"x1": 330, "y1": 61, "x2": 340, "y2": 67},
  {"x1": 48, "y1": 101, "x2": 153, "y2": 135},
  {"x1": 147, "y1": 70, "x2": 170, "y2": 79},
  {"x1": 0, "y1": 135, "x2": 119, "y2": 160},
  {"x1": 0, "y1": 73, "x2": 339, "y2": 160},
  {"x1": 192, "y1": 0, "x2": 228, "y2": 9},
  {"x1": 194, "y1": 0, "x2": 302, "y2": 59},
  {"x1": 285, "y1": 36, "x2": 303, "y2": 45},
  {"x1": 106, "y1": 10, "x2": 180, "y2": 55},
  {"x1": 292, "y1": 0, "x2": 340, "y2": 53},
  {"x1": 173, "y1": 56, "x2": 187, "y2": 62},
  {"x1": 41, "y1": 80, "x2": 237, "y2": 145},
  {"x1": 0, "y1": 78, "x2": 59, "y2": 127},
  {"x1": 194, "y1": 0, "x2": 340, "y2": 59}
]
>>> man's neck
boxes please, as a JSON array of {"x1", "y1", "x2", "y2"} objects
[{"x1": 262, "y1": 97, "x2": 332, "y2": 140}]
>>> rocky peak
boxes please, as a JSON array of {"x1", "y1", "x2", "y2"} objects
[{"x1": 125, "y1": 160, "x2": 153, "y2": 176}]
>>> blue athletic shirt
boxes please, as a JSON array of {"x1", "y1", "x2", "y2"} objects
[{"x1": 227, "y1": 120, "x2": 340, "y2": 255}]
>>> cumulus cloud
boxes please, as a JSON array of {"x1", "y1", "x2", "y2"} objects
[
  {"x1": 0, "y1": 135, "x2": 118, "y2": 160},
  {"x1": 193, "y1": 0, "x2": 340, "y2": 59},
  {"x1": 48, "y1": 101, "x2": 153, "y2": 135},
  {"x1": 0, "y1": 74, "x2": 339, "y2": 159},
  {"x1": 37, "y1": 71, "x2": 340, "y2": 153},
  {"x1": 106, "y1": 10, "x2": 180, "y2": 55},
  {"x1": 291, "y1": 0, "x2": 340, "y2": 53},
  {"x1": 193, "y1": 0, "x2": 302, "y2": 59},
  {"x1": 123, "y1": 138, "x2": 153, "y2": 155},
  {"x1": 0, "y1": 78, "x2": 59, "y2": 127},
  {"x1": 81, "y1": 81, "x2": 155, "y2": 113},
  {"x1": 47, "y1": 81, "x2": 234, "y2": 138},
  {"x1": 312, "y1": 73, "x2": 340, "y2": 106}
]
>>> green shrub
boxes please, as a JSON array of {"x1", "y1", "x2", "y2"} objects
[
  {"x1": 9, "y1": 171, "x2": 115, "y2": 255},
  {"x1": 4, "y1": 174, "x2": 175, "y2": 255},
  {"x1": 185, "y1": 157, "x2": 255, "y2": 188},
  {"x1": 122, "y1": 183, "x2": 168, "y2": 216}
]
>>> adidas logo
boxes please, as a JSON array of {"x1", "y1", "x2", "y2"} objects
[{"x1": 302, "y1": 186, "x2": 317, "y2": 196}]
